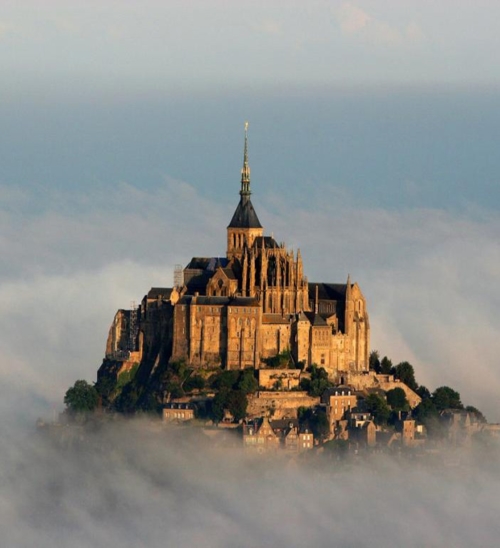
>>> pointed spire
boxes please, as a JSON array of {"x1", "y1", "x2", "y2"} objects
[
  {"x1": 346, "y1": 273, "x2": 351, "y2": 300},
  {"x1": 240, "y1": 121, "x2": 251, "y2": 197}
]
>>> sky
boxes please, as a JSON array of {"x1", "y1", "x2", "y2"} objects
[{"x1": 1, "y1": 1, "x2": 500, "y2": 544}]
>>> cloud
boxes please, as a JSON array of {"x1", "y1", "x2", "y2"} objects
[
  {"x1": 0, "y1": 178, "x2": 225, "y2": 280},
  {"x1": 49, "y1": 15, "x2": 81, "y2": 36},
  {"x1": 0, "y1": 417, "x2": 499, "y2": 548},
  {"x1": 337, "y1": 3, "x2": 370, "y2": 34},
  {"x1": 0, "y1": 20, "x2": 14, "y2": 39},
  {"x1": 254, "y1": 19, "x2": 282, "y2": 36},
  {"x1": 0, "y1": 261, "x2": 171, "y2": 416},
  {"x1": 335, "y1": 3, "x2": 426, "y2": 47},
  {"x1": 406, "y1": 21, "x2": 427, "y2": 44}
]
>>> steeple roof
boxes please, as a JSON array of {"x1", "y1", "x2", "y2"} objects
[
  {"x1": 228, "y1": 199, "x2": 262, "y2": 229},
  {"x1": 227, "y1": 122, "x2": 262, "y2": 229}
]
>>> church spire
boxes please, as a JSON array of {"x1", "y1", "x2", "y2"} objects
[{"x1": 240, "y1": 121, "x2": 251, "y2": 197}]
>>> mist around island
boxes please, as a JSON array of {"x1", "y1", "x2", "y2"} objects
[
  {"x1": 0, "y1": 174, "x2": 498, "y2": 545},
  {"x1": 1, "y1": 415, "x2": 499, "y2": 548}
]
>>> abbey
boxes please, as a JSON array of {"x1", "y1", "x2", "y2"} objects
[{"x1": 104, "y1": 126, "x2": 370, "y2": 381}]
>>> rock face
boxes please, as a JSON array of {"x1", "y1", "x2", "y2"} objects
[{"x1": 98, "y1": 128, "x2": 370, "y2": 385}]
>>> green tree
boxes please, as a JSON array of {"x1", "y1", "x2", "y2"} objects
[
  {"x1": 414, "y1": 397, "x2": 438, "y2": 423},
  {"x1": 305, "y1": 365, "x2": 334, "y2": 397},
  {"x1": 393, "y1": 361, "x2": 418, "y2": 391},
  {"x1": 94, "y1": 376, "x2": 116, "y2": 406},
  {"x1": 465, "y1": 405, "x2": 487, "y2": 423},
  {"x1": 137, "y1": 391, "x2": 161, "y2": 414},
  {"x1": 210, "y1": 370, "x2": 240, "y2": 390},
  {"x1": 262, "y1": 350, "x2": 294, "y2": 369},
  {"x1": 226, "y1": 390, "x2": 248, "y2": 421},
  {"x1": 386, "y1": 387, "x2": 409, "y2": 411},
  {"x1": 209, "y1": 388, "x2": 248, "y2": 422},
  {"x1": 432, "y1": 386, "x2": 463, "y2": 411},
  {"x1": 184, "y1": 374, "x2": 206, "y2": 392},
  {"x1": 64, "y1": 380, "x2": 99, "y2": 414},
  {"x1": 364, "y1": 393, "x2": 391, "y2": 425},
  {"x1": 114, "y1": 383, "x2": 139, "y2": 413},
  {"x1": 369, "y1": 350, "x2": 381, "y2": 373},
  {"x1": 380, "y1": 356, "x2": 393, "y2": 374},
  {"x1": 237, "y1": 369, "x2": 258, "y2": 395},
  {"x1": 323, "y1": 439, "x2": 349, "y2": 459},
  {"x1": 416, "y1": 385, "x2": 431, "y2": 400},
  {"x1": 210, "y1": 389, "x2": 228, "y2": 422},
  {"x1": 303, "y1": 407, "x2": 329, "y2": 440}
]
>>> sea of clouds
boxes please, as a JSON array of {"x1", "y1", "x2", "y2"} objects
[{"x1": 1, "y1": 418, "x2": 500, "y2": 548}]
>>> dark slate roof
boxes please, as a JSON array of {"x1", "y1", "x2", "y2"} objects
[
  {"x1": 207, "y1": 257, "x2": 229, "y2": 271},
  {"x1": 185, "y1": 257, "x2": 228, "y2": 272},
  {"x1": 308, "y1": 283, "x2": 347, "y2": 301},
  {"x1": 147, "y1": 287, "x2": 173, "y2": 299},
  {"x1": 227, "y1": 197, "x2": 262, "y2": 229},
  {"x1": 222, "y1": 267, "x2": 237, "y2": 280},
  {"x1": 230, "y1": 297, "x2": 260, "y2": 307},
  {"x1": 304, "y1": 312, "x2": 328, "y2": 326},
  {"x1": 253, "y1": 236, "x2": 279, "y2": 249},
  {"x1": 185, "y1": 257, "x2": 211, "y2": 270}
]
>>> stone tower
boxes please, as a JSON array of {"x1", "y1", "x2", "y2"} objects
[{"x1": 226, "y1": 123, "x2": 263, "y2": 261}]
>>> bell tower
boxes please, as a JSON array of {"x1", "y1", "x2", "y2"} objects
[{"x1": 227, "y1": 122, "x2": 263, "y2": 261}]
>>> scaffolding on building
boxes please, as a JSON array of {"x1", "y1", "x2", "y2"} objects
[{"x1": 174, "y1": 264, "x2": 183, "y2": 288}]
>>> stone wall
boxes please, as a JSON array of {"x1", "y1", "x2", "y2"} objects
[
  {"x1": 258, "y1": 369, "x2": 302, "y2": 390},
  {"x1": 247, "y1": 391, "x2": 320, "y2": 420},
  {"x1": 346, "y1": 371, "x2": 421, "y2": 408}
]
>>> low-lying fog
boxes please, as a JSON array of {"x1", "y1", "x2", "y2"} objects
[{"x1": 2, "y1": 415, "x2": 499, "y2": 548}]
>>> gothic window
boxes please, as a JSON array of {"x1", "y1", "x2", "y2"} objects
[{"x1": 267, "y1": 256, "x2": 276, "y2": 285}]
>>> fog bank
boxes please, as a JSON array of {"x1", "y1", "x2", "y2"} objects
[{"x1": 1, "y1": 418, "x2": 499, "y2": 548}]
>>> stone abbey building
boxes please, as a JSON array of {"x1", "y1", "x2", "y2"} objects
[{"x1": 104, "y1": 126, "x2": 370, "y2": 381}]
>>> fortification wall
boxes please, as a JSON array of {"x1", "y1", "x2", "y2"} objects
[
  {"x1": 247, "y1": 391, "x2": 320, "y2": 420},
  {"x1": 346, "y1": 372, "x2": 421, "y2": 408},
  {"x1": 258, "y1": 369, "x2": 301, "y2": 390}
]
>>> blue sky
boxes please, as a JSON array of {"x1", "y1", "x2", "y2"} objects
[{"x1": 0, "y1": 1, "x2": 499, "y2": 422}]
